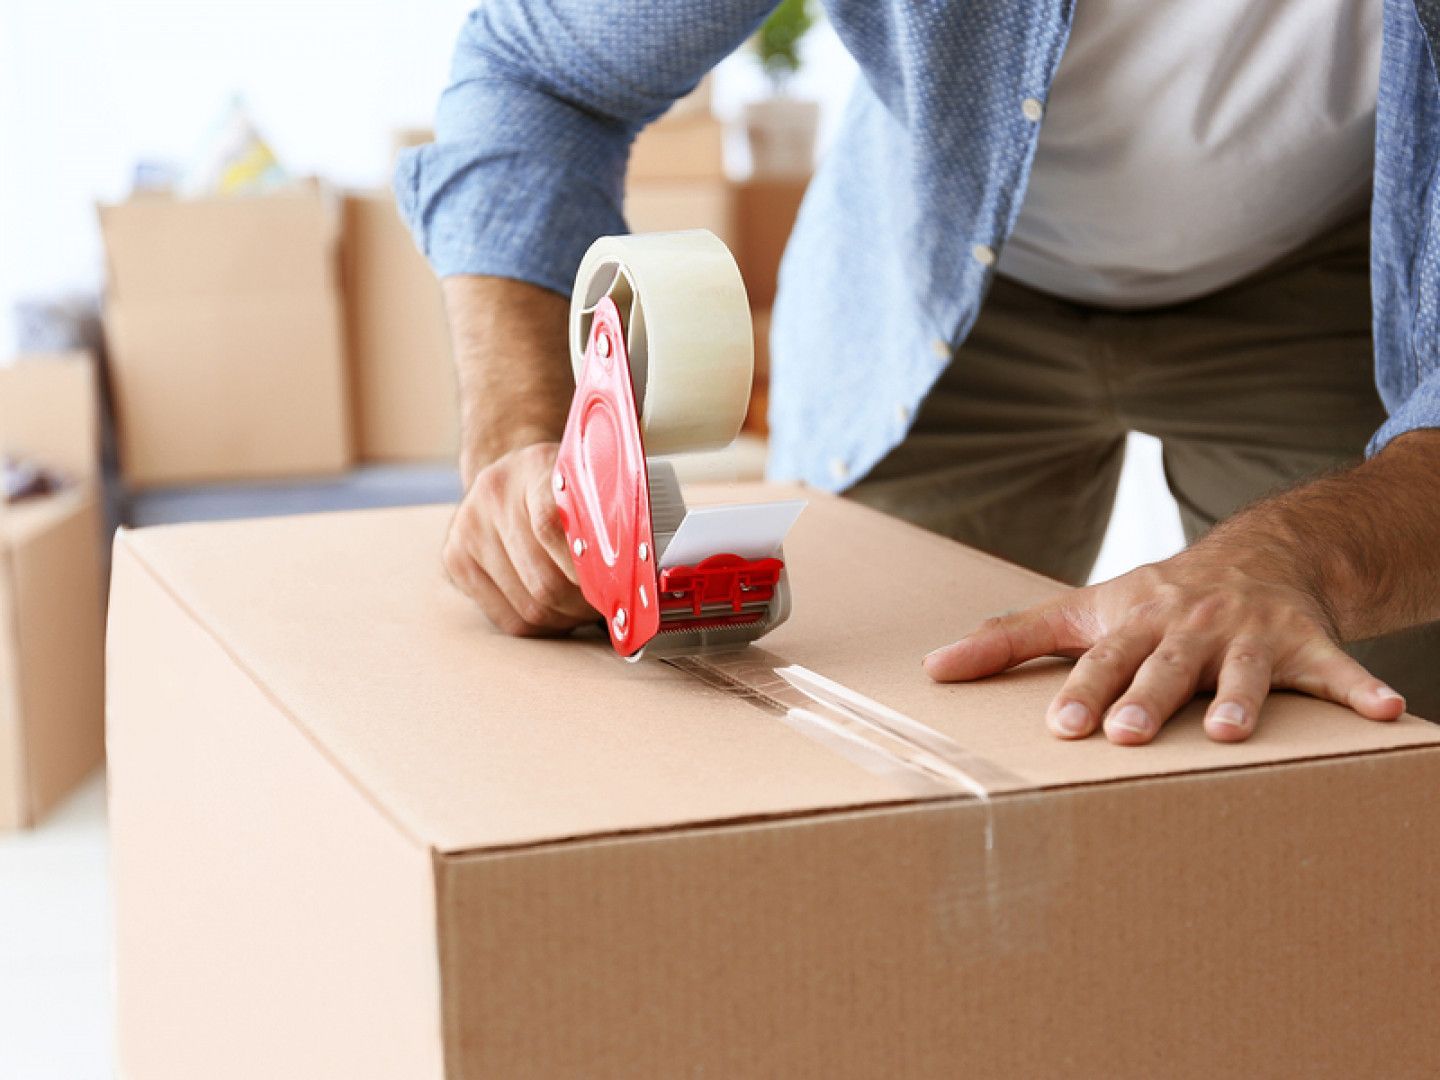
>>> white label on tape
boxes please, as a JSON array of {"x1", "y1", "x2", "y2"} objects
[{"x1": 658, "y1": 500, "x2": 806, "y2": 569}]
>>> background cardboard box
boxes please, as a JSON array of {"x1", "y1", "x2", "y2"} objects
[
  {"x1": 628, "y1": 113, "x2": 726, "y2": 182},
  {"x1": 0, "y1": 354, "x2": 105, "y2": 830},
  {"x1": 624, "y1": 181, "x2": 738, "y2": 251},
  {"x1": 342, "y1": 192, "x2": 457, "y2": 463},
  {"x1": 108, "y1": 492, "x2": 1440, "y2": 1078},
  {"x1": 99, "y1": 189, "x2": 353, "y2": 488},
  {"x1": 734, "y1": 178, "x2": 808, "y2": 309}
]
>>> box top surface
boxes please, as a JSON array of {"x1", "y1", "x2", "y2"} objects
[{"x1": 118, "y1": 487, "x2": 1440, "y2": 854}]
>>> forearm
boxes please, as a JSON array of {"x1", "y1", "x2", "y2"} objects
[
  {"x1": 1200, "y1": 429, "x2": 1440, "y2": 641},
  {"x1": 442, "y1": 275, "x2": 572, "y2": 486}
]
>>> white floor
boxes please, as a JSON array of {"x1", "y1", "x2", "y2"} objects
[
  {"x1": 0, "y1": 433, "x2": 1183, "y2": 1079},
  {"x1": 0, "y1": 773, "x2": 112, "y2": 1080}
]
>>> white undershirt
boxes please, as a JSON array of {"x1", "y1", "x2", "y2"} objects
[{"x1": 996, "y1": 0, "x2": 1381, "y2": 308}]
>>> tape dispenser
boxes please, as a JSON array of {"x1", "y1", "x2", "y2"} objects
[{"x1": 552, "y1": 230, "x2": 797, "y2": 660}]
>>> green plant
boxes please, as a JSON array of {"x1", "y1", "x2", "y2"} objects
[{"x1": 753, "y1": 0, "x2": 814, "y2": 88}]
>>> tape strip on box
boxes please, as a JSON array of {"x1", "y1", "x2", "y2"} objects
[{"x1": 666, "y1": 648, "x2": 1059, "y2": 950}]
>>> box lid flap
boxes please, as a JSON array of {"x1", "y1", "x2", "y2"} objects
[
  {"x1": 0, "y1": 353, "x2": 99, "y2": 480},
  {"x1": 98, "y1": 190, "x2": 336, "y2": 302},
  {"x1": 117, "y1": 488, "x2": 1440, "y2": 854}
]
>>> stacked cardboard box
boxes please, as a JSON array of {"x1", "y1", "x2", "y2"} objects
[
  {"x1": 625, "y1": 113, "x2": 735, "y2": 245},
  {"x1": 0, "y1": 354, "x2": 106, "y2": 830},
  {"x1": 99, "y1": 189, "x2": 353, "y2": 488},
  {"x1": 342, "y1": 192, "x2": 457, "y2": 463},
  {"x1": 109, "y1": 490, "x2": 1440, "y2": 1076}
]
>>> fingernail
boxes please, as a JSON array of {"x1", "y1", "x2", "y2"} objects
[
  {"x1": 1210, "y1": 702, "x2": 1248, "y2": 729},
  {"x1": 1050, "y1": 701, "x2": 1090, "y2": 736},
  {"x1": 1108, "y1": 704, "x2": 1152, "y2": 736},
  {"x1": 1376, "y1": 686, "x2": 1406, "y2": 705}
]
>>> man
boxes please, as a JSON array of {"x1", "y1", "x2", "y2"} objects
[{"x1": 397, "y1": 0, "x2": 1440, "y2": 746}]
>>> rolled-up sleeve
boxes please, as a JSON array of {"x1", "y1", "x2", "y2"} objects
[
  {"x1": 1368, "y1": 369, "x2": 1440, "y2": 455},
  {"x1": 396, "y1": 1, "x2": 774, "y2": 294}
]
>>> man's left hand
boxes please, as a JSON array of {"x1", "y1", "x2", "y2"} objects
[{"x1": 923, "y1": 540, "x2": 1407, "y2": 744}]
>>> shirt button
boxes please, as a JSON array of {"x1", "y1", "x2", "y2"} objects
[
  {"x1": 1021, "y1": 97, "x2": 1044, "y2": 122},
  {"x1": 930, "y1": 337, "x2": 951, "y2": 361},
  {"x1": 971, "y1": 243, "x2": 997, "y2": 268},
  {"x1": 829, "y1": 457, "x2": 850, "y2": 482},
  {"x1": 895, "y1": 402, "x2": 912, "y2": 425}
]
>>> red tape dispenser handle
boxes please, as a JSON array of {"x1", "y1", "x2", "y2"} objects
[{"x1": 552, "y1": 296, "x2": 661, "y2": 656}]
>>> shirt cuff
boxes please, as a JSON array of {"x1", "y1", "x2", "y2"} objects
[
  {"x1": 394, "y1": 84, "x2": 631, "y2": 295},
  {"x1": 1368, "y1": 366, "x2": 1440, "y2": 455}
]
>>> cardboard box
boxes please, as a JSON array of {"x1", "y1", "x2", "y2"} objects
[
  {"x1": 0, "y1": 354, "x2": 105, "y2": 829},
  {"x1": 107, "y1": 492, "x2": 1440, "y2": 1078},
  {"x1": 624, "y1": 181, "x2": 738, "y2": 251},
  {"x1": 735, "y1": 178, "x2": 808, "y2": 308},
  {"x1": 342, "y1": 193, "x2": 458, "y2": 462},
  {"x1": 99, "y1": 190, "x2": 353, "y2": 487},
  {"x1": 746, "y1": 309, "x2": 771, "y2": 433},
  {"x1": 629, "y1": 114, "x2": 725, "y2": 182}
]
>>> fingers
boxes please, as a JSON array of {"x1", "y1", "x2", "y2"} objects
[
  {"x1": 442, "y1": 531, "x2": 534, "y2": 636},
  {"x1": 924, "y1": 606, "x2": 1081, "y2": 682},
  {"x1": 525, "y1": 470, "x2": 579, "y2": 587},
  {"x1": 1046, "y1": 629, "x2": 1156, "y2": 741},
  {"x1": 442, "y1": 446, "x2": 596, "y2": 636},
  {"x1": 475, "y1": 526, "x2": 583, "y2": 634},
  {"x1": 1101, "y1": 634, "x2": 1209, "y2": 746},
  {"x1": 497, "y1": 493, "x2": 592, "y2": 620},
  {"x1": 1203, "y1": 642, "x2": 1273, "y2": 742},
  {"x1": 1283, "y1": 641, "x2": 1407, "y2": 721}
]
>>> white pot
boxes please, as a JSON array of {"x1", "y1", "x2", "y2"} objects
[{"x1": 743, "y1": 98, "x2": 819, "y2": 179}]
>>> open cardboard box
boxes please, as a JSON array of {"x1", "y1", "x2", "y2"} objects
[
  {"x1": 0, "y1": 354, "x2": 106, "y2": 829},
  {"x1": 107, "y1": 489, "x2": 1440, "y2": 1077}
]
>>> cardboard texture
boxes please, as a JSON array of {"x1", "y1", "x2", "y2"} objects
[
  {"x1": 99, "y1": 190, "x2": 353, "y2": 487},
  {"x1": 629, "y1": 114, "x2": 725, "y2": 182},
  {"x1": 735, "y1": 178, "x2": 808, "y2": 309},
  {"x1": 108, "y1": 491, "x2": 1440, "y2": 1078},
  {"x1": 342, "y1": 192, "x2": 458, "y2": 462},
  {"x1": 0, "y1": 355, "x2": 105, "y2": 829}
]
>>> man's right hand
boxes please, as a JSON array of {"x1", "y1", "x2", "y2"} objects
[
  {"x1": 438, "y1": 274, "x2": 590, "y2": 636},
  {"x1": 443, "y1": 441, "x2": 597, "y2": 636}
]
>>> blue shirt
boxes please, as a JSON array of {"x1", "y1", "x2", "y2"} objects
[{"x1": 396, "y1": 0, "x2": 1440, "y2": 491}]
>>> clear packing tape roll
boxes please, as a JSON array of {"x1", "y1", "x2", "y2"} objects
[{"x1": 570, "y1": 231, "x2": 754, "y2": 456}]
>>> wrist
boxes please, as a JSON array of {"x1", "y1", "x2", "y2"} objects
[
  {"x1": 459, "y1": 413, "x2": 563, "y2": 486},
  {"x1": 1198, "y1": 499, "x2": 1360, "y2": 640}
]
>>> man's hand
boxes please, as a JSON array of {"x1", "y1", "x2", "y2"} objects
[
  {"x1": 443, "y1": 442, "x2": 595, "y2": 635},
  {"x1": 923, "y1": 551, "x2": 1405, "y2": 745},
  {"x1": 439, "y1": 275, "x2": 596, "y2": 635},
  {"x1": 923, "y1": 430, "x2": 1440, "y2": 744}
]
